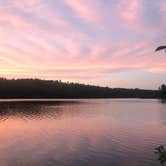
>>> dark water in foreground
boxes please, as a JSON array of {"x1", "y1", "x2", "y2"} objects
[{"x1": 0, "y1": 99, "x2": 166, "y2": 166}]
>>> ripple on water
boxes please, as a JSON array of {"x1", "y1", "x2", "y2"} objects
[{"x1": 0, "y1": 99, "x2": 165, "y2": 166}]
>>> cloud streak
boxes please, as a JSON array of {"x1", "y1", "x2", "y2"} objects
[{"x1": 0, "y1": 0, "x2": 165, "y2": 88}]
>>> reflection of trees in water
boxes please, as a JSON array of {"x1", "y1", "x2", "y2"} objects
[
  {"x1": 0, "y1": 101, "x2": 79, "y2": 121},
  {"x1": 157, "y1": 99, "x2": 166, "y2": 126},
  {"x1": 159, "y1": 99, "x2": 166, "y2": 104}
]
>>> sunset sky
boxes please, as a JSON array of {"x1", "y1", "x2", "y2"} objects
[{"x1": 0, "y1": 0, "x2": 166, "y2": 89}]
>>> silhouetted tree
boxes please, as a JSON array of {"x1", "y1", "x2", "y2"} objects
[{"x1": 159, "y1": 84, "x2": 166, "y2": 98}]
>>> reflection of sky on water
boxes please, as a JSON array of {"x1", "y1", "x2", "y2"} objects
[{"x1": 0, "y1": 99, "x2": 165, "y2": 165}]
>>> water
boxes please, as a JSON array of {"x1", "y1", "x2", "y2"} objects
[{"x1": 0, "y1": 99, "x2": 166, "y2": 166}]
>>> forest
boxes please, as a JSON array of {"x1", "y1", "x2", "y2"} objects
[{"x1": 0, "y1": 78, "x2": 164, "y2": 99}]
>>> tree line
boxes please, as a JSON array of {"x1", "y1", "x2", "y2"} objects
[{"x1": 0, "y1": 78, "x2": 164, "y2": 99}]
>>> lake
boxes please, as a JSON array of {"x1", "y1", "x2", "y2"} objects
[{"x1": 0, "y1": 99, "x2": 166, "y2": 166}]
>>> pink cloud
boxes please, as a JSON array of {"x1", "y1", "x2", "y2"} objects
[
  {"x1": 159, "y1": 2, "x2": 166, "y2": 12},
  {"x1": 63, "y1": 0, "x2": 103, "y2": 24},
  {"x1": 120, "y1": 0, "x2": 141, "y2": 22},
  {"x1": 117, "y1": 0, "x2": 142, "y2": 31},
  {"x1": 0, "y1": 0, "x2": 165, "y2": 88}
]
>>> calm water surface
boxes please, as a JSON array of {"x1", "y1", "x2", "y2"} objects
[{"x1": 0, "y1": 99, "x2": 166, "y2": 166}]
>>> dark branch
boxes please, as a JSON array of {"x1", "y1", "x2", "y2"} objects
[{"x1": 155, "y1": 46, "x2": 166, "y2": 52}]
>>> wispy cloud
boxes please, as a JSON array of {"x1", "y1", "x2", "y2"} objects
[{"x1": 0, "y1": 0, "x2": 165, "y2": 88}]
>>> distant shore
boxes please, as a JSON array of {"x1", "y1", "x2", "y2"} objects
[{"x1": 0, "y1": 78, "x2": 161, "y2": 99}]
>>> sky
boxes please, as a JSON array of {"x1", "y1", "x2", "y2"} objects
[{"x1": 0, "y1": 0, "x2": 166, "y2": 89}]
